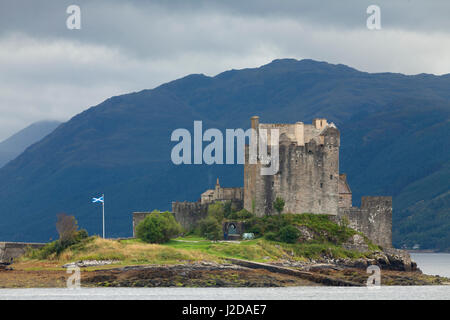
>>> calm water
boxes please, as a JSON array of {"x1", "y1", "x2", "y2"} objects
[
  {"x1": 0, "y1": 253, "x2": 448, "y2": 300},
  {"x1": 0, "y1": 286, "x2": 448, "y2": 300},
  {"x1": 410, "y1": 253, "x2": 450, "y2": 278}
]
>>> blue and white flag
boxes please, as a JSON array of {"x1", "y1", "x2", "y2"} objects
[{"x1": 92, "y1": 196, "x2": 104, "y2": 203}]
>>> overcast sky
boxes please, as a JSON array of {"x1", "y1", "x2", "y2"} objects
[{"x1": 0, "y1": 0, "x2": 450, "y2": 140}]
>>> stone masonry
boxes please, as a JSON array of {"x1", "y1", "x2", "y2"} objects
[
  {"x1": 244, "y1": 116, "x2": 340, "y2": 216},
  {"x1": 0, "y1": 242, "x2": 46, "y2": 262},
  {"x1": 337, "y1": 196, "x2": 393, "y2": 248}
]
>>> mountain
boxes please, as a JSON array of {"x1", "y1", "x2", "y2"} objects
[
  {"x1": 0, "y1": 59, "x2": 448, "y2": 250},
  {"x1": 0, "y1": 121, "x2": 62, "y2": 168}
]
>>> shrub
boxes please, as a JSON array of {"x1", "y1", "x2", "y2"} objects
[
  {"x1": 199, "y1": 216, "x2": 222, "y2": 241},
  {"x1": 208, "y1": 202, "x2": 225, "y2": 222},
  {"x1": 136, "y1": 211, "x2": 182, "y2": 244},
  {"x1": 264, "y1": 232, "x2": 278, "y2": 241},
  {"x1": 244, "y1": 219, "x2": 264, "y2": 236},
  {"x1": 273, "y1": 197, "x2": 285, "y2": 215},
  {"x1": 223, "y1": 201, "x2": 232, "y2": 218},
  {"x1": 27, "y1": 229, "x2": 91, "y2": 260},
  {"x1": 75, "y1": 229, "x2": 89, "y2": 241},
  {"x1": 279, "y1": 225, "x2": 301, "y2": 244},
  {"x1": 228, "y1": 209, "x2": 253, "y2": 220}
]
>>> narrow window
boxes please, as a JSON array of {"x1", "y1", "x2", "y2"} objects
[{"x1": 330, "y1": 174, "x2": 333, "y2": 180}]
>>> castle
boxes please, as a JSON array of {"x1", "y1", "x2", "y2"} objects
[{"x1": 134, "y1": 116, "x2": 392, "y2": 248}]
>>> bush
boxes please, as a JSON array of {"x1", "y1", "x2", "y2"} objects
[
  {"x1": 30, "y1": 214, "x2": 89, "y2": 259},
  {"x1": 223, "y1": 201, "x2": 232, "y2": 218},
  {"x1": 27, "y1": 229, "x2": 91, "y2": 260},
  {"x1": 273, "y1": 197, "x2": 285, "y2": 215},
  {"x1": 207, "y1": 202, "x2": 225, "y2": 222},
  {"x1": 279, "y1": 225, "x2": 301, "y2": 244},
  {"x1": 75, "y1": 229, "x2": 89, "y2": 241},
  {"x1": 199, "y1": 216, "x2": 222, "y2": 241},
  {"x1": 136, "y1": 211, "x2": 182, "y2": 244},
  {"x1": 264, "y1": 232, "x2": 278, "y2": 241},
  {"x1": 228, "y1": 209, "x2": 254, "y2": 220}
]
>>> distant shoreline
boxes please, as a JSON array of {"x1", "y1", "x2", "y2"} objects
[{"x1": 408, "y1": 250, "x2": 448, "y2": 254}]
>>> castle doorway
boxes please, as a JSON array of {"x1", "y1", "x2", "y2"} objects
[{"x1": 227, "y1": 223, "x2": 237, "y2": 235}]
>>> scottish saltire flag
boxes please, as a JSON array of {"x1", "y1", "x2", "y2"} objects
[{"x1": 92, "y1": 196, "x2": 104, "y2": 203}]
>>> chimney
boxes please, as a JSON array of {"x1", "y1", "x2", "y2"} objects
[
  {"x1": 251, "y1": 116, "x2": 259, "y2": 130},
  {"x1": 295, "y1": 121, "x2": 304, "y2": 146}
]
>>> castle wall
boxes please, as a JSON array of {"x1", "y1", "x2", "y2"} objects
[
  {"x1": 132, "y1": 212, "x2": 152, "y2": 237},
  {"x1": 337, "y1": 196, "x2": 392, "y2": 248},
  {"x1": 172, "y1": 201, "x2": 209, "y2": 231},
  {"x1": 339, "y1": 194, "x2": 352, "y2": 208},
  {"x1": 0, "y1": 242, "x2": 46, "y2": 262},
  {"x1": 172, "y1": 199, "x2": 244, "y2": 231},
  {"x1": 244, "y1": 126, "x2": 340, "y2": 216},
  {"x1": 215, "y1": 187, "x2": 243, "y2": 201}
]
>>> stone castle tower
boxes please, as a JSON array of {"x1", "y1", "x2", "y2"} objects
[
  {"x1": 149, "y1": 115, "x2": 392, "y2": 248},
  {"x1": 244, "y1": 116, "x2": 341, "y2": 216}
]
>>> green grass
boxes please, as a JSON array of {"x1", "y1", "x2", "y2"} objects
[
  {"x1": 163, "y1": 237, "x2": 374, "y2": 262},
  {"x1": 173, "y1": 235, "x2": 209, "y2": 242},
  {"x1": 22, "y1": 236, "x2": 377, "y2": 269},
  {"x1": 23, "y1": 213, "x2": 380, "y2": 268}
]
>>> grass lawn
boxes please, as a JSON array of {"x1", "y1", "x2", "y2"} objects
[{"x1": 21, "y1": 233, "x2": 376, "y2": 271}]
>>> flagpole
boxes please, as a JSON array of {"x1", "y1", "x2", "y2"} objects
[{"x1": 102, "y1": 194, "x2": 105, "y2": 239}]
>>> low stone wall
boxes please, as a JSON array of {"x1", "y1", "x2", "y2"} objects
[
  {"x1": 132, "y1": 212, "x2": 152, "y2": 237},
  {"x1": 172, "y1": 201, "x2": 209, "y2": 231},
  {"x1": 0, "y1": 242, "x2": 46, "y2": 262},
  {"x1": 172, "y1": 200, "x2": 244, "y2": 232},
  {"x1": 337, "y1": 196, "x2": 392, "y2": 248}
]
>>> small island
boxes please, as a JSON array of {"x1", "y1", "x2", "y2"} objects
[{"x1": 1, "y1": 210, "x2": 448, "y2": 288}]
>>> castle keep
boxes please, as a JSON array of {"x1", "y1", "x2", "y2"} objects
[
  {"x1": 134, "y1": 116, "x2": 392, "y2": 248},
  {"x1": 244, "y1": 116, "x2": 340, "y2": 216}
]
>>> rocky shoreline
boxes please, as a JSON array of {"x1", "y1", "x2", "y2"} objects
[
  {"x1": 1, "y1": 247, "x2": 448, "y2": 288},
  {"x1": 271, "y1": 247, "x2": 418, "y2": 272},
  {"x1": 79, "y1": 249, "x2": 449, "y2": 288}
]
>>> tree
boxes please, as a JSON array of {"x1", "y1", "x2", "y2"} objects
[
  {"x1": 223, "y1": 201, "x2": 232, "y2": 218},
  {"x1": 136, "y1": 211, "x2": 182, "y2": 244},
  {"x1": 207, "y1": 202, "x2": 225, "y2": 222},
  {"x1": 273, "y1": 197, "x2": 285, "y2": 215},
  {"x1": 199, "y1": 216, "x2": 222, "y2": 241},
  {"x1": 56, "y1": 213, "x2": 78, "y2": 242}
]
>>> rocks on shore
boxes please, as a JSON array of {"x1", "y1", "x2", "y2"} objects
[
  {"x1": 115, "y1": 261, "x2": 251, "y2": 273},
  {"x1": 270, "y1": 248, "x2": 418, "y2": 273},
  {"x1": 0, "y1": 263, "x2": 13, "y2": 271},
  {"x1": 62, "y1": 260, "x2": 120, "y2": 268}
]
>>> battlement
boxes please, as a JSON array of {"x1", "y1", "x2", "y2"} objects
[{"x1": 255, "y1": 118, "x2": 338, "y2": 147}]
